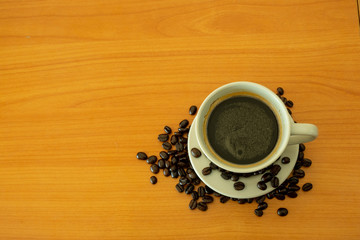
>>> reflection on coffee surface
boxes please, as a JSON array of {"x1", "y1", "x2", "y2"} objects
[{"x1": 206, "y1": 96, "x2": 278, "y2": 165}]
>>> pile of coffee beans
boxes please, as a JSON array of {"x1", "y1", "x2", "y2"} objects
[{"x1": 136, "y1": 88, "x2": 314, "y2": 217}]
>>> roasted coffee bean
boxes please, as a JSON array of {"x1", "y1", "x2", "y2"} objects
[
  {"x1": 174, "y1": 132, "x2": 182, "y2": 136},
  {"x1": 171, "y1": 156, "x2": 178, "y2": 166},
  {"x1": 270, "y1": 164, "x2": 281, "y2": 175},
  {"x1": 178, "y1": 127, "x2": 189, "y2": 133},
  {"x1": 266, "y1": 192, "x2": 275, "y2": 199},
  {"x1": 191, "y1": 191, "x2": 199, "y2": 200},
  {"x1": 177, "y1": 161, "x2": 186, "y2": 168},
  {"x1": 209, "y1": 162, "x2": 218, "y2": 170},
  {"x1": 231, "y1": 174, "x2": 240, "y2": 182},
  {"x1": 189, "y1": 105, "x2": 197, "y2": 115},
  {"x1": 193, "y1": 178, "x2": 201, "y2": 185},
  {"x1": 171, "y1": 170, "x2": 179, "y2": 178},
  {"x1": 158, "y1": 159, "x2": 165, "y2": 169},
  {"x1": 221, "y1": 172, "x2": 232, "y2": 180},
  {"x1": 187, "y1": 168, "x2": 194, "y2": 174},
  {"x1": 150, "y1": 176, "x2": 157, "y2": 184},
  {"x1": 232, "y1": 198, "x2": 238, "y2": 201},
  {"x1": 175, "y1": 142, "x2": 184, "y2": 152},
  {"x1": 288, "y1": 184, "x2": 300, "y2": 191},
  {"x1": 164, "y1": 126, "x2": 172, "y2": 134},
  {"x1": 213, "y1": 192, "x2": 222, "y2": 197},
  {"x1": 179, "y1": 176, "x2": 188, "y2": 186},
  {"x1": 147, "y1": 155, "x2": 157, "y2": 164},
  {"x1": 254, "y1": 209, "x2": 263, "y2": 217},
  {"x1": 293, "y1": 169, "x2": 305, "y2": 178},
  {"x1": 287, "y1": 191, "x2": 298, "y2": 198},
  {"x1": 302, "y1": 158, "x2": 312, "y2": 167},
  {"x1": 191, "y1": 148, "x2": 201, "y2": 158},
  {"x1": 238, "y1": 199, "x2": 247, "y2": 204},
  {"x1": 234, "y1": 181, "x2": 245, "y2": 191},
  {"x1": 271, "y1": 177, "x2": 279, "y2": 188},
  {"x1": 257, "y1": 202, "x2": 268, "y2": 210},
  {"x1": 150, "y1": 164, "x2": 159, "y2": 174},
  {"x1": 248, "y1": 198, "x2": 254, "y2": 203},
  {"x1": 202, "y1": 167, "x2": 212, "y2": 176},
  {"x1": 288, "y1": 176, "x2": 299, "y2": 184},
  {"x1": 179, "y1": 137, "x2": 188, "y2": 144},
  {"x1": 202, "y1": 195, "x2": 214, "y2": 203},
  {"x1": 165, "y1": 160, "x2": 171, "y2": 168},
  {"x1": 275, "y1": 193, "x2": 285, "y2": 200},
  {"x1": 167, "y1": 150, "x2": 177, "y2": 155},
  {"x1": 197, "y1": 202, "x2": 208, "y2": 211},
  {"x1": 257, "y1": 181, "x2": 267, "y2": 190},
  {"x1": 256, "y1": 195, "x2": 266, "y2": 204},
  {"x1": 158, "y1": 134, "x2": 169, "y2": 142},
  {"x1": 277, "y1": 87, "x2": 284, "y2": 95},
  {"x1": 281, "y1": 157, "x2": 290, "y2": 164},
  {"x1": 162, "y1": 142, "x2": 172, "y2": 150},
  {"x1": 136, "y1": 152, "x2": 147, "y2": 160},
  {"x1": 294, "y1": 160, "x2": 303, "y2": 170},
  {"x1": 188, "y1": 171, "x2": 197, "y2": 179},
  {"x1": 179, "y1": 119, "x2": 189, "y2": 128},
  {"x1": 178, "y1": 168, "x2": 186, "y2": 177},
  {"x1": 187, "y1": 199, "x2": 197, "y2": 210},
  {"x1": 185, "y1": 184, "x2": 195, "y2": 194},
  {"x1": 285, "y1": 100, "x2": 293, "y2": 107},
  {"x1": 205, "y1": 185, "x2": 214, "y2": 194},
  {"x1": 243, "y1": 173, "x2": 252, "y2": 178},
  {"x1": 175, "y1": 151, "x2": 186, "y2": 158},
  {"x1": 299, "y1": 143, "x2": 306, "y2": 152},
  {"x1": 170, "y1": 135, "x2": 178, "y2": 145},
  {"x1": 279, "y1": 179, "x2": 289, "y2": 188},
  {"x1": 277, "y1": 208, "x2": 288, "y2": 216},
  {"x1": 302, "y1": 183, "x2": 313, "y2": 192},
  {"x1": 159, "y1": 151, "x2": 169, "y2": 160},
  {"x1": 163, "y1": 168, "x2": 170, "y2": 177},
  {"x1": 287, "y1": 108, "x2": 292, "y2": 115},
  {"x1": 198, "y1": 186, "x2": 205, "y2": 197},
  {"x1": 280, "y1": 96, "x2": 287, "y2": 103},
  {"x1": 220, "y1": 196, "x2": 230, "y2": 203},
  {"x1": 277, "y1": 188, "x2": 287, "y2": 194},
  {"x1": 175, "y1": 183, "x2": 184, "y2": 193},
  {"x1": 298, "y1": 151, "x2": 304, "y2": 160},
  {"x1": 261, "y1": 173, "x2": 274, "y2": 183}
]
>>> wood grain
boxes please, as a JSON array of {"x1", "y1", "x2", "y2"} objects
[{"x1": 1, "y1": 0, "x2": 360, "y2": 239}]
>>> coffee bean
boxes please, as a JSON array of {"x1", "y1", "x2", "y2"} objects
[
  {"x1": 277, "y1": 208, "x2": 288, "y2": 216},
  {"x1": 175, "y1": 183, "x2": 184, "y2": 193},
  {"x1": 232, "y1": 198, "x2": 239, "y2": 201},
  {"x1": 261, "y1": 173, "x2": 274, "y2": 183},
  {"x1": 243, "y1": 173, "x2": 252, "y2": 178},
  {"x1": 159, "y1": 151, "x2": 169, "y2": 160},
  {"x1": 257, "y1": 181, "x2": 267, "y2": 190},
  {"x1": 162, "y1": 142, "x2": 172, "y2": 150},
  {"x1": 158, "y1": 134, "x2": 169, "y2": 142},
  {"x1": 234, "y1": 181, "x2": 245, "y2": 191},
  {"x1": 189, "y1": 199, "x2": 197, "y2": 210},
  {"x1": 187, "y1": 168, "x2": 194, "y2": 174},
  {"x1": 270, "y1": 164, "x2": 281, "y2": 175},
  {"x1": 197, "y1": 202, "x2": 208, "y2": 211},
  {"x1": 191, "y1": 148, "x2": 201, "y2": 158},
  {"x1": 205, "y1": 185, "x2": 214, "y2": 194},
  {"x1": 157, "y1": 159, "x2": 165, "y2": 169},
  {"x1": 288, "y1": 184, "x2": 300, "y2": 191},
  {"x1": 220, "y1": 196, "x2": 230, "y2": 203},
  {"x1": 196, "y1": 187, "x2": 205, "y2": 197},
  {"x1": 287, "y1": 108, "x2": 292, "y2": 115},
  {"x1": 167, "y1": 150, "x2": 177, "y2": 155},
  {"x1": 277, "y1": 188, "x2": 287, "y2": 194},
  {"x1": 179, "y1": 176, "x2": 189, "y2": 186},
  {"x1": 298, "y1": 151, "x2": 304, "y2": 160},
  {"x1": 175, "y1": 142, "x2": 184, "y2": 152},
  {"x1": 179, "y1": 119, "x2": 189, "y2": 128},
  {"x1": 238, "y1": 199, "x2": 247, "y2": 204},
  {"x1": 147, "y1": 155, "x2": 157, "y2": 164},
  {"x1": 285, "y1": 100, "x2": 293, "y2": 107},
  {"x1": 281, "y1": 157, "x2": 290, "y2": 164},
  {"x1": 163, "y1": 168, "x2": 170, "y2": 177},
  {"x1": 202, "y1": 195, "x2": 214, "y2": 203},
  {"x1": 174, "y1": 132, "x2": 182, "y2": 136},
  {"x1": 189, "y1": 105, "x2": 197, "y2": 115},
  {"x1": 171, "y1": 170, "x2": 179, "y2": 178},
  {"x1": 185, "y1": 184, "x2": 195, "y2": 194},
  {"x1": 280, "y1": 96, "x2": 287, "y2": 103},
  {"x1": 150, "y1": 176, "x2": 157, "y2": 184},
  {"x1": 271, "y1": 177, "x2": 279, "y2": 188},
  {"x1": 193, "y1": 178, "x2": 201, "y2": 185},
  {"x1": 191, "y1": 191, "x2": 199, "y2": 200},
  {"x1": 213, "y1": 192, "x2": 222, "y2": 197},
  {"x1": 209, "y1": 162, "x2": 218, "y2": 170},
  {"x1": 257, "y1": 202, "x2": 268, "y2": 210},
  {"x1": 302, "y1": 183, "x2": 313, "y2": 192},
  {"x1": 178, "y1": 168, "x2": 186, "y2": 177},
  {"x1": 165, "y1": 160, "x2": 171, "y2": 168},
  {"x1": 302, "y1": 158, "x2": 312, "y2": 167},
  {"x1": 299, "y1": 143, "x2": 306, "y2": 152},
  {"x1": 248, "y1": 198, "x2": 254, "y2": 203},
  {"x1": 150, "y1": 164, "x2": 159, "y2": 174},
  {"x1": 266, "y1": 192, "x2": 275, "y2": 199},
  {"x1": 175, "y1": 151, "x2": 187, "y2": 158},
  {"x1": 287, "y1": 191, "x2": 298, "y2": 198},
  {"x1": 164, "y1": 126, "x2": 172, "y2": 134},
  {"x1": 188, "y1": 171, "x2": 197, "y2": 179},
  {"x1": 293, "y1": 169, "x2": 305, "y2": 178},
  {"x1": 170, "y1": 135, "x2": 178, "y2": 145},
  {"x1": 288, "y1": 176, "x2": 299, "y2": 185},
  {"x1": 294, "y1": 160, "x2": 303, "y2": 170},
  {"x1": 170, "y1": 156, "x2": 178, "y2": 165},
  {"x1": 254, "y1": 209, "x2": 263, "y2": 217},
  {"x1": 178, "y1": 127, "x2": 189, "y2": 133},
  {"x1": 231, "y1": 174, "x2": 240, "y2": 182},
  {"x1": 256, "y1": 196, "x2": 266, "y2": 204},
  {"x1": 275, "y1": 193, "x2": 285, "y2": 200},
  {"x1": 179, "y1": 137, "x2": 188, "y2": 144},
  {"x1": 136, "y1": 152, "x2": 147, "y2": 160},
  {"x1": 202, "y1": 167, "x2": 212, "y2": 176},
  {"x1": 277, "y1": 87, "x2": 284, "y2": 95},
  {"x1": 221, "y1": 172, "x2": 232, "y2": 180}
]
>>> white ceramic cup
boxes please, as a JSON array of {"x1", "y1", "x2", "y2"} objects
[{"x1": 195, "y1": 82, "x2": 318, "y2": 173}]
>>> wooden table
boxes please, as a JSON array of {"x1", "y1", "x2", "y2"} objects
[{"x1": 1, "y1": 0, "x2": 360, "y2": 239}]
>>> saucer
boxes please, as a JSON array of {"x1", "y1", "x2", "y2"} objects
[{"x1": 188, "y1": 117, "x2": 299, "y2": 199}]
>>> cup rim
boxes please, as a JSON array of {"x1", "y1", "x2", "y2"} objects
[{"x1": 195, "y1": 82, "x2": 291, "y2": 173}]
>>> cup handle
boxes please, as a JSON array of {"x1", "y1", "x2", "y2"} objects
[{"x1": 288, "y1": 123, "x2": 318, "y2": 145}]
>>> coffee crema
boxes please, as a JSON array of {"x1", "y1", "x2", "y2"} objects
[{"x1": 206, "y1": 95, "x2": 279, "y2": 165}]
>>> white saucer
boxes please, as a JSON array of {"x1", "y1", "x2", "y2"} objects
[{"x1": 188, "y1": 116, "x2": 299, "y2": 199}]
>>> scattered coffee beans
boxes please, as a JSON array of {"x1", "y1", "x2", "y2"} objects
[
  {"x1": 191, "y1": 148, "x2": 201, "y2": 158},
  {"x1": 257, "y1": 181, "x2": 267, "y2": 191},
  {"x1": 197, "y1": 202, "x2": 208, "y2": 211},
  {"x1": 189, "y1": 105, "x2": 197, "y2": 115},
  {"x1": 202, "y1": 195, "x2": 214, "y2": 203},
  {"x1": 147, "y1": 155, "x2": 157, "y2": 164},
  {"x1": 254, "y1": 209, "x2": 263, "y2": 217},
  {"x1": 302, "y1": 158, "x2": 312, "y2": 167},
  {"x1": 202, "y1": 167, "x2": 212, "y2": 176},
  {"x1": 257, "y1": 202, "x2": 268, "y2": 210},
  {"x1": 189, "y1": 199, "x2": 197, "y2": 210},
  {"x1": 158, "y1": 134, "x2": 169, "y2": 142},
  {"x1": 277, "y1": 87, "x2": 284, "y2": 95},
  {"x1": 302, "y1": 183, "x2": 313, "y2": 192},
  {"x1": 191, "y1": 191, "x2": 199, "y2": 200},
  {"x1": 271, "y1": 177, "x2": 279, "y2": 188},
  {"x1": 164, "y1": 126, "x2": 172, "y2": 134},
  {"x1": 234, "y1": 181, "x2": 245, "y2": 191},
  {"x1": 150, "y1": 176, "x2": 157, "y2": 184},
  {"x1": 136, "y1": 152, "x2": 147, "y2": 160},
  {"x1": 220, "y1": 196, "x2": 230, "y2": 203},
  {"x1": 150, "y1": 164, "x2": 159, "y2": 174},
  {"x1": 175, "y1": 183, "x2": 184, "y2": 193},
  {"x1": 281, "y1": 157, "x2": 290, "y2": 164},
  {"x1": 162, "y1": 142, "x2": 172, "y2": 150},
  {"x1": 277, "y1": 208, "x2": 288, "y2": 216},
  {"x1": 179, "y1": 119, "x2": 189, "y2": 128},
  {"x1": 163, "y1": 168, "x2": 170, "y2": 177}
]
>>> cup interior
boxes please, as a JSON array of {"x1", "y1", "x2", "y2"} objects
[{"x1": 195, "y1": 82, "x2": 291, "y2": 173}]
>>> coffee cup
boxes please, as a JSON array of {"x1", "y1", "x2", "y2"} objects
[{"x1": 194, "y1": 82, "x2": 318, "y2": 173}]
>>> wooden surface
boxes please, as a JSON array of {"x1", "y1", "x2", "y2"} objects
[{"x1": 1, "y1": 0, "x2": 360, "y2": 239}]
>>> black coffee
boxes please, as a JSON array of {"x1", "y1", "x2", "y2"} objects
[{"x1": 206, "y1": 95, "x2": 278, "y2": 165}]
